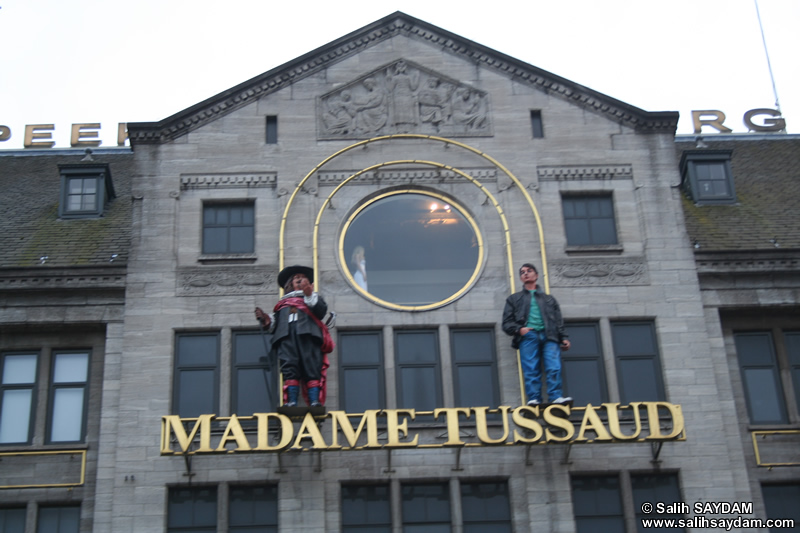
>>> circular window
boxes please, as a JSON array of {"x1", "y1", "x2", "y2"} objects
[{"x1": 340, "y1": 190, "x2": 483, "y2": 310}]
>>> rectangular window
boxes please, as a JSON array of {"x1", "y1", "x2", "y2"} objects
[
  {"x1": 48, "y1": 351, "x2": 89, "y2": 443},
  {"x1": 232, "y1": 331, "x2": 278, "y2": 415},
  {"x1": 0, "y1": 352, "x2": 38, "y2": 444},
  {"x1": 785, "y1": 332, "x2": 800, "y2": 415},
  {"x1": 530, "y1": 110, "x2": 544, "y2": 138},
  {"x1": 451, "y1": 329, "x2": 500, "y2": 409},
  {"x1": 0, "y1": 508, "x2": 26, "y2": 533},
  {"x1": 762, "y1": 483, "x2": 800, "y2": 530},
  {"x1": 734, "y1": 332, "x2": 787, "y2": 424},
  {"x1": 341, "y1": 484, "x2": 391, "y2": 533},
  {"x1": 611, "y1": 321, "x2": 666, "y2": 403},
  {"x1": 58, "y1": 164, "x2": 114, "y2": 218},
  {"x1": 562, "y1": 323, "x2": 608, "y2": 406},
  {"x1": 680, "y1": 150, "x2": 735, "y2": 204},
  {"x1": 339, "y1": 331, "x2": 385, "y2": 413},
  {"x1": 402, "y1": 483, "x2": 450, "y2": 532},
  {"x1": 461, "y1": 481, "x2": 512, "y2": 533},
  {"x1": 174, "y1": 334, "x2": 220, "y2": 418},
  {"x1": 266, "y1": 115, "x2": 278, "y2": 144},
  {"x1": 631, "y1": 474, "x2": 684, "y2": 533},
  {"x1": 168, "y1": 486, "x2": 217, "y2": 533},
  {"x1": 395, "y1": 330, "x2": 442, "y2": 413},
  {"x1": 229, "y1": 485, "x2": 278, "y2": 532},
  {"x1": 571, "y1": 475, "x2": 625, "y2": 533},
  {"x1": 37, "y1": 506, "x2": 81, "y2": 533},
  {"x1": 202, "y1": 203, "x2": 255, "y2": 255},
  {"x1": 562, "y1": 195, "x2": 618, "y2": 246}
]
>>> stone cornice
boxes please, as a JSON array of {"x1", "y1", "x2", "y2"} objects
[
  {"x1": 128, "y1": 13, "x2": 677, "y2": 145},
  {"x1": 318, "y1": 167, "x2": 497, "y2": 186},
  {"x1": 0, "y1": 267, "x2": 126, "y2": 292},
  {"x1": 180, "y1": 173, "x2": 277, "y2": 190},
  {"x1": 537, "y1": 165, "x2": 633, "y2": 181},
  {"x1": 695, "y1": 250, "x2": 800, "y2": 274}
]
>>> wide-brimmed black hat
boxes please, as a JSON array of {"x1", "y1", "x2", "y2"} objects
[{"x1": 277, "y1": 265, "x2": 314, "y2": 288}]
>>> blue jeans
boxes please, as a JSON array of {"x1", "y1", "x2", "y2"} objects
[{"x1": 519, "y1": 330, "x2": 563, "y2": 402}]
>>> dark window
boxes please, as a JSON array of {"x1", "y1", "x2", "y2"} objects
[
  {"x1": 734, "y1": 332, "x2": 787, "y2": 424},
  {"x1": 571, "y1": 475, "x2": 625, "y2": 533},
  {"x1": 47, "y1": 351, "x2": 89, "y2": 443},
  {"x1": 37, "y1": 506, "x2": 80, "y2": 533},
  {"x1": 339, "y1": 331, "x2": 385, "y2": 413},
  {"x1": 395, "y1": 330, "x2": 442, "y2": 414},
  {"x1": 168, "y1": 486, "x2": 217, "y2": 533},
  {"x1": 402, "y1": 483, "x2": 450, "y2": 532},
  {"x1": 563, "y1": 195, "x2": 618, "y2": 246},
  {"x1": 202, "y1": 203, "x2": 255, "y2": 254},
  {"x1": 58, "y1": 164, "x2": 115, "y2": 218},
  {"x1": 461, "y1": 481, "x2": 512, "y2": 533},
  {"x1": 232, "y1": 332, "x2": 278, "y2": 415},
  {"x1": 266, "y1": 116, "x2": 278, "y2": 144},
  {"x1": 174, "y1": 334, "x2": 219, "y2": 418},
  {"x1": 562, "y1": 323, "x2": 608, "y2": 406},
  {"x1": 785, "y1": 332, "x2": 800, "y2": 415},
  {"x1": 762, "y1": 483, "x2": 800, "y2": 532},
  {"x1": 451, "y1": 329, "x2": 500, "y2": 409},
  {"x1": 0, "y1": 508, "x2": 26, "y2": 533},
  {"x1": 342, "y1": 484, "x2": 391, "y2": 533},
  {"x1": 611, "y1": 322, "x2": 666, "y2": 403},
  {"x1": 530, "y1": 110, "x2": 544, "y2": 138},
  {"x1": 680, "y1": 150, "x2": 735, "y2": 204},
  {"x1": 229, "y1": 485, "x2": 278, "y2": 532},
  {"x1": 632, "y1": 474, "x2": 684, "y2": 533},
  {"x1": 0, "y1": 352, "x2": 38, "y2": 444}
]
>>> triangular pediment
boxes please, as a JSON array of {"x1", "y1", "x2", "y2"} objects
[
  {"x1": 128, "y1": 12, "x2": 677, "y2": 144},
  {"x1": 318, "y1": 60, "x2": 491, "y2": 139}
]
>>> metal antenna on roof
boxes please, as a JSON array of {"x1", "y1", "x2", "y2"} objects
[{"x1": 754, "y1": 0, "x2": 781, "y2": 113}]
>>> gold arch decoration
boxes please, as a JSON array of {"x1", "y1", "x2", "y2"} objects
[{"x1": 278, "y1": 134, "x2": 551, "y2": 294}]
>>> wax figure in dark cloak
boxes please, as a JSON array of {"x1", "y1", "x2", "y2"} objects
[{"x1": 255, "y1": 266, "x2": 333, "y2": 407}]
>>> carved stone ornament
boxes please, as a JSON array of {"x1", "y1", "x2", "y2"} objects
[
  {"x1": 549, "y1": 258, "x2": 649, "y2": 287},
  {"x1": 177, "y1": 267, "x2": 276, "y2": 296},
  {"x1": 318, "y1": 60, "x2": 492, "y2": 139}
]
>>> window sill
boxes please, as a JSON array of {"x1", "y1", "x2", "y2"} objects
[
  {"x1": 198, "y1": 254, "x2": 257, "y2": 264},
  {"x1": 565, "y1": 244, "x2": 623, "y2": 255}
]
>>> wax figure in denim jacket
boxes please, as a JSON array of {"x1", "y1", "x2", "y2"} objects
[
  {"x1": 255, "y1": 266, "x2": 333, "y2": 407},
  {"x1": 502, "y1": 263, "x2": 572, "y2": 406}
]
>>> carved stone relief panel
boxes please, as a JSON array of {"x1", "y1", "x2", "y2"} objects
[
  {"x1": 549, "y1": 258, "x2": 649, "y2": 287},
  {"x1": 318, "y1": 60, "x2": 492, "y2": 139}
]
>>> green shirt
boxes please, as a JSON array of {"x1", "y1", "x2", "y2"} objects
[{"x1": 525, "y1": 290, "x2": 545, "y2": 331}]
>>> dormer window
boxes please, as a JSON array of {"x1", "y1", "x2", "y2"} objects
[
  {"x1": 680, "y1": 150, "x2": 735, "y2": 205},
  {"x1": 58, "y1": 164, "x2": 115, "y2": 218}
]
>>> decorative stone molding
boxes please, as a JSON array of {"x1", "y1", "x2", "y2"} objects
[
  {"x1": 537, "y1": 165, "x2": 633, "y2": 181},
  {"x1": 180, "y1": 173, "x2": 277, "y2": 190},
  {"x1": 128, "y1": 15, "x2": 677, "y2": 145},
  {"x1": 549, "y1": 258, "x2": 648, "y2": 286},
  {"x1": 318, "y1": 60, "x2": 491, "y2": 139},
  {"x1": 696, "y1": 256, "x2": 799, "y2": 274},
  {"x1": 177, "y1": 267, "x2": 276, "y2": 296},
  {"x1": 0, "y1": 269, "x2": 126, "y2": 292},
  {"x1": 318, "y1": 167, "x2": 497, "y2": 186}
]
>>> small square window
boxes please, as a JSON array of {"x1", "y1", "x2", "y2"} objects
[
  {"x1": 680, "y1": 150, "x2": 735, "y2": 204},
  {"x1": 530, "y1": 110, "x2": 544, "y2": 138},
  {"x1": 202, "y1": 203, "x2": 255, "y2": 255},
  {"x1": 58, "y1": 164, "x2": 115, "y2": 218},
  {"x1": 563, "y1": 195, "x2": 618, "y2": 246},
  {"x1": 266, "y1": 115, "x2": 278, "y2": 144}
]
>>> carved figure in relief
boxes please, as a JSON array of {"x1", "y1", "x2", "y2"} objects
[
  {"x1": 451, "y1": 87, "x2": 488, "y2": 131},
  {"x1": 255, "y1": 266, "x2": 333, "y2": 407},
  {"x1": 322, "y1": 90, "x2": 354, "y2": 134},
  {"x1": 351, "y1": 78, "x2": 388, "y2": 135},
  {"x1": 502, "y1": 264, "x2": 572, "y2": 406},
  {"x1": 387, "y1": 60, "x2": 420, "y2": 131},
  {"x1": 418, "y1": 78, "x2": 453, "y2": 131}
]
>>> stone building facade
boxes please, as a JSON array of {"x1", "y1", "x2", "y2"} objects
[{"x1": 1, "y1": 11, "x2": 797, "y2": 533}]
